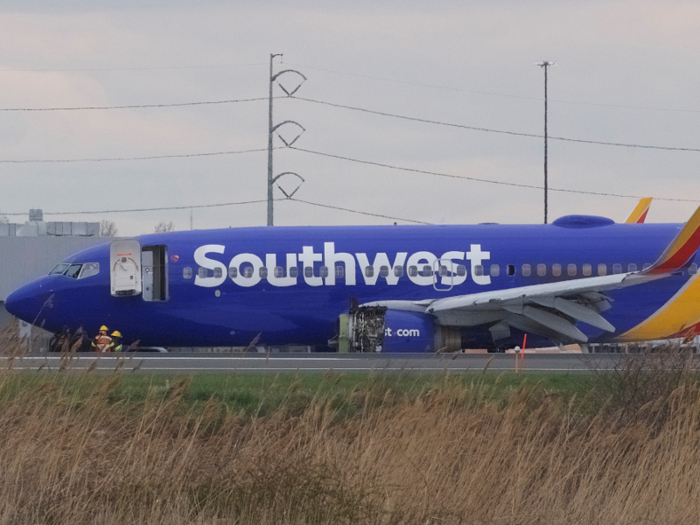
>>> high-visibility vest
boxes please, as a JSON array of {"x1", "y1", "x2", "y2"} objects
[{"x1": 92, "y1": 334, "x2": 112, "y2": 352}]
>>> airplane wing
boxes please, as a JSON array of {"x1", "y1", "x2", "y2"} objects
[
  {"x1": 625, "y1": 197, "x2": 653, "y2": 223},
  {"x1": 365, "y1": 205, "x2": 700, "y2": 345}
]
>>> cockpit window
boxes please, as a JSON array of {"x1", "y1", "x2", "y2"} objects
[
  {"x1": 79, "y1": 263, "x2": 100, "y2": 279},
  {"x1": 50, "y1": 263, "x2": 70, "y2": 275},
  {"x1": 64, "y1": 264, "x2": 83, "y2": 279}
]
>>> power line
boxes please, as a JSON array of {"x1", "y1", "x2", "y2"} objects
[
  {"x1": 2, "y1": 196, "x2": 430, "y2": 224},
  {"x1": 290, "y1": 146, "x2": 700, "y2": 203},
  {"x1": 1, "y1": 199, "x2": 269, "y2": 216},
  {"x1": 286, "y1": 62, "x2": 700, "y2": 114},
  {"x1": 294, "y1": 96, "x2": 540, "y2": 138},
  {"x1": 0, "y1": 63, "x2": 267, "y2": 72},
  {"x1": 1, "y1": 93, "x2": 697, "y2": 153},
  {"x1": 286, "y1": 62, "x2": 541, "y2": 101},
  {"x1": 4, "y1": 60, "x2": 697, "y2": 113},
  {"x1": 287, "y1": 198, "x2": 430, "y2": 224},
  {"x1": 0, "y1": 147, "x2": 268, "y2": 163},
  {"x1": 0, "y1": 97, "x2": 269, "y2": 112},
  {"x1": 293, "y1": 96, "x2": 700, "y2": 153}
]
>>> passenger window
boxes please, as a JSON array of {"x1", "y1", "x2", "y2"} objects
[
  {"x1": 567, "y1": 264, "x2": 577, "y2": 277},
  {"x1": 689, "y1": 263, "x2": 698, "y2": 275},
  {"x1": 394, "y1": 265, "x2": 404, "y2": 277},
  {"x1": 438, "y1": 265, "x2": 448, "y2": 277},
  {"x1": 243, "y1": 266, "x2": 253, "y2": 278},
  {"x1": 474, "y1": 265, "x2": 483, "y2": 277},
  {"x1": 214, "y1": 267, "x2": 223, "y2": 279},
  {"x1": 305, "y1": 267, "x2": 315, "y2": 278},
  {"x1": 380, "y1": 266, "x2": 390, "y2": 277},
  {"x1": 365, "y1": 266, "x2": 374, "y2": 278},
  {"x1": 456, "y1": 265, "x2": 467, "y2": 277},
  {"x1": 50, "y1": 263, "x2": 70, "y2": 276},
  {"x1": 289, "y1": 267, "x2": 299, "y2": 278},
  {"x1": 320, "y1": 266, "x2": 329, "y2": 278},
  {"x1": 490, "y1": 264, "x2": 500, "y2": 277},
  {"x1": 183, "y1": 267, "x2": 193, "y2": 279},
  {"x1": 582, "y1": 264, "x2": 592, "y2": 277},
  {"x1": 79, "y1": 263, "x2": 100, "y2": 279},
  {"x1": 229, "y1": 267, "x2": 237, "y2": 278},
  {"x1": 335, "y1": 265, "x2": 345, "y2": 278},
  {"x1": 198, "y1": 267, "x2": 207, "y2": 279},
  {"x1": 598, "y1": 263, "x2": 607, "y2": 276},
  {"x1": 421, "y1": 265, "x2": 433, "y2": 277},
  {"x1": 259, "y1": 267, "x2": 268, "y2": 279},
  {"x1": 613, "y1": 263, "x2": 622, "y2": 274},
  {"x1": 409, "y1": 266, "x2": 418, "y2": 277},
  {"x1": 274, "y1": 266, "x2": 285, "y2": 278},
  {"x1": 552, "y1": 264, "x2": 562, "y2": 277},
  {"x1": 628, "y1": 263, "x2": 637, "y2": 272},
  {"x1": 537, "y1": 264, "x2": 546, "y2": 277},
  {"x1": 507, "y1": 265, "x2": 515, "y2": 276},
  {"x1": 522, "y1": 264, "x2": 531, "y2": 277}
]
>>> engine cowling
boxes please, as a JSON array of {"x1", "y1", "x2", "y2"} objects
[{"x1": 382, "y1": 310, "x2": 435, "y2": 353}]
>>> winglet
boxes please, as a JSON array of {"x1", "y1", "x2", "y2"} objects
[
  {"x1": 644, "y1": 205, "x2": 700, "y2": 275},
  {"x1": 626, "y1": 197, "x2": 652, "y2": 224}
]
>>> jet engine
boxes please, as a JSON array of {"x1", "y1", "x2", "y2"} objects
[{"x1": 337, "y1": 307, "x2": 461, "y2": 353}]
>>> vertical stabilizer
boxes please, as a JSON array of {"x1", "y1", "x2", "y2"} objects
[{"x1": 625, "y1": 197, "x2": 653, "y2": 223}]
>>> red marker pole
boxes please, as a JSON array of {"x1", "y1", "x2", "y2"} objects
[{"x1": 522, "y1": 334, "x2": 528, "y2": 369}]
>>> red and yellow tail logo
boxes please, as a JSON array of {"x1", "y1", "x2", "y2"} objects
[
  {"x1": 645, "y1": 206, "x2": 700, "y2": 275},
  {"x1": 625, "y1": 197, "x2": 652, "y2": 224}
]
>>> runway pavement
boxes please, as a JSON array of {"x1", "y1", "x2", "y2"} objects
[{"x1": 0, "y1": 352, "x2": 635, "y2": 373}]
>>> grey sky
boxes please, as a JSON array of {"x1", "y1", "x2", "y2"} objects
[{"x1": 0, "y1": 1, "x2": 698, "y2": 235}]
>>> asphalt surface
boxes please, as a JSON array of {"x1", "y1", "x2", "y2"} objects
[{"x1": 0, "y1": 352, "x2": 635, "y2": 373}]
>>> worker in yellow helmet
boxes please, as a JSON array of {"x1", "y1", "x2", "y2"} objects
[
  {"x1": 91, "y1": 325, "x2": 112, "y2": 352},
  {"x1": 109, "y1": 331, "x2": 123, "y2": 352}
]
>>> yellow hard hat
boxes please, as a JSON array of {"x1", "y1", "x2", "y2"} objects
[
  {"x1": 111, "y1": 331, "x2": 122, "y2": 338},
  {"x1": 99, "y1": 325, "x2": 109, "y2": 331}
]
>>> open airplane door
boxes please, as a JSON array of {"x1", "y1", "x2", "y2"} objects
[{"x1": 110, "y1": 239, "x2": 142, "y2": 297}]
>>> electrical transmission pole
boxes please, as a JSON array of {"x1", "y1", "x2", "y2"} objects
[
  {"x1": 267, "y1": 54, "x2": 307, "y2": 226},
  {"x1": 536, "y1": 60, "x2": 556, "y2": 224}
]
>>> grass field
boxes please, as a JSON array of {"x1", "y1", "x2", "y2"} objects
[{"x1": 0, "y1": 353, "x2": 699, "y2": 525}]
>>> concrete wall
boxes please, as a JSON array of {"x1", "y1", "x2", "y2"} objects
[{"x1": 0, "y1": 237, "x2": 110, "y2": 301}]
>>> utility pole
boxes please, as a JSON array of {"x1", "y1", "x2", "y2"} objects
[
  {"x1": 267, "y1": 54, "x2": 307, "y2": 226},
  {"x1": 536, "y1": 61, "x2": 556, "y2": 224}
]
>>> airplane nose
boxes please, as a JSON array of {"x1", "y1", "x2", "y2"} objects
[{"x1": 4, "y1": 282, "x2": 50, "y2": 325}]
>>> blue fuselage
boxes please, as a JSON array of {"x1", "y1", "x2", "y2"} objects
[{"x1": 4, "y1": 221, "x2": 694, "y2": 349}]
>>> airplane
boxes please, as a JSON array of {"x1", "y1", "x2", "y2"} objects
[{"x1": 6, "y1": 199, "x2": 700, "y2": 353}]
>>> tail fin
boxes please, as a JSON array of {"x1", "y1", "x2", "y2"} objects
[
  {"x1": 644, "y1": 205, "x2": 700, "y2": 275},
  {"x1": 626, "y1": 197, "x2": 652, "y2": 223}
]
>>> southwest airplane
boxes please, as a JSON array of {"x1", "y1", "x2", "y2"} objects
[{"x1": 6, "y1": 197, "x2": 700, "y2": 352}]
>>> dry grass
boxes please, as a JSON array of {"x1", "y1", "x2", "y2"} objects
[
  {"x1": 0, "y1": 373, "x2": 698, "y2": 523},
  {"x1": 1, "y1": 328, "x2": 700, "y2": 524}
]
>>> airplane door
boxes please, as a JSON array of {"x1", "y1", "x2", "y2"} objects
[
  {"x1": 110, "y1": 240, "x2": 142, "y2": 297},
  {"x1": 433, "y1": 259, "x2": 454, "y2": 292},
  {"x1": 142, "y1": 245, "x2": 169, "y2": 301}
]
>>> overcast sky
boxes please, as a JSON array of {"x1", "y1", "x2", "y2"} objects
[{"x1": 0, "y1": 0, "x2": 698, "y2": 235}]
